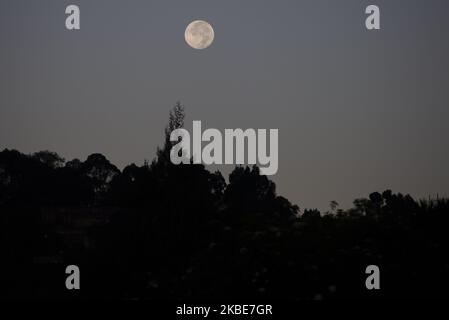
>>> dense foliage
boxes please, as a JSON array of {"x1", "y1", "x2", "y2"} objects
[{"x1": 0, "y1": 104, "x2": 447, "y2": 299}]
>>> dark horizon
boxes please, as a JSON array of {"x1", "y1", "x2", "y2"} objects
[{"x1": 1, "y1": 122, "x2": 448, "y2": 300}]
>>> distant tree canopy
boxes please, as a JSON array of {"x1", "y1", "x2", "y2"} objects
[
  {"x1": 0, "y1": 102, "x2": 298, "y2": 220},
  {"x1": 32, "y1": 151, "x2": 65, "y2": 169},
  {"x1": 0, "y1": 102, "x2": 444, "y2": 224},
  {"x1": 0, "y1": 102, "x2": 447, "y2": 300}
]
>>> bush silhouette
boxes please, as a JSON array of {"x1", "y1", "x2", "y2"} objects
[{"x1": 0, "y1": 102, "x2": 447, "y2": 299}]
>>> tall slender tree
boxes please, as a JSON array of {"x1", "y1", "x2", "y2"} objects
[{"x1": 157, "y1": 101, "x2": 186, "y2": 163}]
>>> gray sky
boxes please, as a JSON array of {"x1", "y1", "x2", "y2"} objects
[{"x1": 1, "y1": 0, "x2": 448, "y2": 211}]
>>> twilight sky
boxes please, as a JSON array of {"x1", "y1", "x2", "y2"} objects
[{"x1": 1, "y1": 0, "x2": 448, "y2": 211}]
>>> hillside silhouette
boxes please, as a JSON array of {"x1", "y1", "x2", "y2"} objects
[{"x1": 0, "y1": 102, "x2": 447, "y2": 299}]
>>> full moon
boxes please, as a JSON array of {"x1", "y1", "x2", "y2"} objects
[{"x1": 185, "y1": 20, "x2": 214, "y2": 50}]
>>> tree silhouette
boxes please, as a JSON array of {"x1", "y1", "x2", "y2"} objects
[
  {"x1": 82, "y1": 153, "x2": 120, "y2": 199},
  {"x1": 157, "y1": 101, "x2": 186, "y2": 163},
  {"x1": 0, "y1": 102, "x2": 447, "y2": 300},
  {"x1": 32, "y1": 151, "x2": 65, "y2": 169},
  {"x1": 330, "y1": 200, "x2": 339, "y2": 212}
]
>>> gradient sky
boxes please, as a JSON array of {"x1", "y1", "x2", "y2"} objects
[{"x1": 1, "y1": 0, "x2": 448, "y2": 211}]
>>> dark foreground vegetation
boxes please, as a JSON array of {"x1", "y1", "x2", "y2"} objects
[{"x1": 0, "y1": 104, "x2": 448, "y2": 299}]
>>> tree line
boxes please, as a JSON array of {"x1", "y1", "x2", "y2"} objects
[{"x1": 0, "y1": 103, "x2": 447, "y2": 299}]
